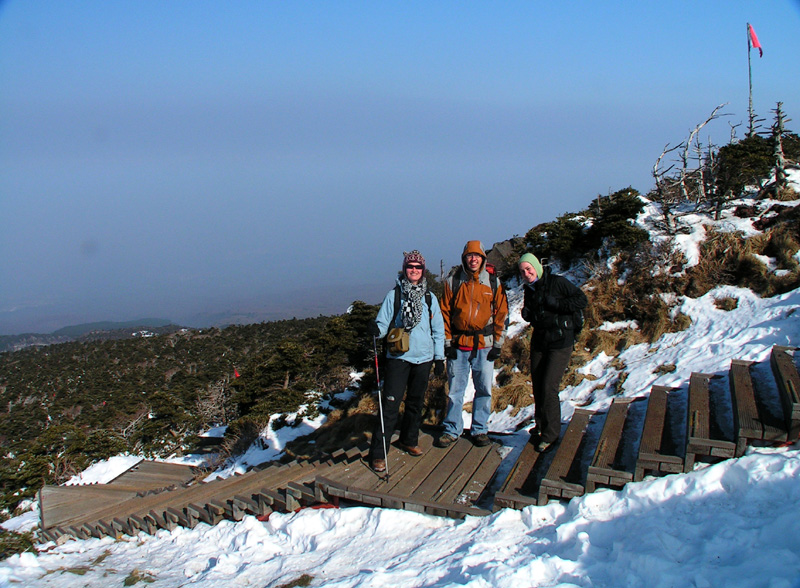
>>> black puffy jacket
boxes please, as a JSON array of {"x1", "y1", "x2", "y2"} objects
[{"x1": 522, "y1": 267, "x2": 588, "y2": 350}]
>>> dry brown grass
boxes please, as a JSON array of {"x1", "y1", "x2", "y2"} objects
[
  {"x1": 672, "y1": 312, "x2": 692, "y2": 331},
  {"x1": 714, "y1": 296, "x2": 739, "y2": 311},
  {"x1": 491, "y1": 371, "x2": 534, "y2": 416},
  {"x1": 776, "y1": 185, "x2": 799, "y2": 201},
  {"x1": 653, "y1": 363, "x2": 676, "y2": 375},
  {"x1": 581, "y1": 328, "x2": 647, "y2": 359},
  {"x1": 422, "y1": 368, "x2": 448, "y2": 426},
  {"x1": 765, "y1": 225, "x2": 800, "y2": 270},
  {"x1": 685, "y1": 226, "x2": 800, "y2": 298}
]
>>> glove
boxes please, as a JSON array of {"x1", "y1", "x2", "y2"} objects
[
  {"x1": 367, "y1": 321, "x2": 381, "y2": 337},
  {"x1": 445, "y1": 345, "x2": 458, "y2": 360},
  {"x1": 521, "y1": 307, "x2": 531, "y2": 322},
  {"x1": 433, "y1": 360, "x2": 445, "y2": 376},
  {"x1": 486, "y1": 346, "x2": 501, "y2": 361},
  {"x1": 545, "y1": 295, "x2": 559, "y2": 311}
]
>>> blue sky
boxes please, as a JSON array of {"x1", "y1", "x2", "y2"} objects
[{"x1": 1, "y1": 1, "x2": 799, "y2": 334}]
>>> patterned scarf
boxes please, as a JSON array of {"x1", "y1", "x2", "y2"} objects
[{"x1": 400, "y1": 277, "x2": 427, "y2": 330}]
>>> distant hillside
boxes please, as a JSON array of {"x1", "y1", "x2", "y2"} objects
[
  {"x1": 0, "y1": 319, "x2": 176, "y2": 353},
  {"x1": 52, "y1": 319, "x2": 173, "y2": 338}
]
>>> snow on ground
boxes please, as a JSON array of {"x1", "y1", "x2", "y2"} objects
[
  {"x1": 3, "y1": 443, "x2": 800, "y2": 587},
  {"x1": 4, "y1": 190, "x2": 800, "y2": 586}
]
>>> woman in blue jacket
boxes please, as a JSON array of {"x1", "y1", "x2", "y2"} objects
[{"x1": 368, "y1": 250, "x2": 446, "y2": 472}]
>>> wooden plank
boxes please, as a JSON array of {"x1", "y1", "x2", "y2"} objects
[
  {"x1": 730, "y1": 359, "x2": 763, "y2": 456},
  {"x1": 442, "y1": 444, "x2": 502, "y2": 506},
  {"x1": 108, "y1": 460, "x2": 197, "y2": 490},
  {"x1": 587, "y1": 399, "x2": 633, "y2": 492},
  {"x1": 129, "y1": 514, "x2": 153, "y2": 534},
  {"x1": 411, "y1": 438, "x2": 473, "y2": 502},
  {"x1": 286, "y1": 481, "x2": 318, "y2": 506},
  {"x1": 232, "y1": 494, "x2": 261, "y2": 515},
  {"x1": 96, "y1": 519, "x2": 116, "y2": 536},
  {"x1": 367, "y1": 434, "x2": 439, "y2": 493},
  {"x1": 684, "y1": 373, "x2": 736, "y2": 472},
  {"x1": 687, "y1": 373, "x2": 712, "y2": 441},
  {"x1": 635, "y1": 386, "x2": 684, "y2": 481},
  {"x1": 315, "y1": 455, "x2": 386, "y2": 497},
  {"x1": 256, "y1": 489, "x2": 287, "y2": 512},
  {"x1": 320, "y1": 433, "x2": 441, "y2": 503},
  {"x1": 165, "y1": 506, "x2": 191, "y2": 527},
  {"x1": 494, "y1": 439, "x2": 545, "y2": 510},
  {"x1": 638, "y1": 387, "x2": 668, "y2": 459},
  {"x1": 207, "y1": 499, "x2": 232, "y2": 520},
  {"x1": 389, "y1": 438, "x2": 466, "y2": 499},
  {"x1": 196, "y1": 464, "x2": 315, "y2": 511},
  {"x1": 112, "y1": 517, "x2": 134, "y2": 536},
  {"x1": 539, "y1": 409, "x2": 591, "y2": 504},
  {"x1": 161, "y1": 509, "x2": 181, "y2": 529},
  {"x1": 418, "y1": 445, "x2": 479, "y2": 505},
  {"x1": 771, "y1": 346, "x2": 800, "y2": 441},
  {"x1": 749, "y1": 359, "x2": 789, "y2": 444},
  {"x1": 38, "y1": 484, "x2": 140, "y2": 529},
  {"x1": 316, "y1": 476, "x2": 492, "y2": 519},
  {"x1": 67, "y1": 471, "x2": 253, "y2": 530}
]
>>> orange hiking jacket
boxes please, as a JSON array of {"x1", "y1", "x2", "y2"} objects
[{"x1": 440, "y1": 241, "x2": 509, "y2": 350}]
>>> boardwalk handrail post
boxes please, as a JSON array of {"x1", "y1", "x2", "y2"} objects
[{"x1": 373, "y1": 335, "x2": 390, "y2": 482}]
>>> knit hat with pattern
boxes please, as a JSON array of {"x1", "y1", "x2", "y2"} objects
[{"x1": 403, "y1": 250, "x2": 426, "y2": 271}]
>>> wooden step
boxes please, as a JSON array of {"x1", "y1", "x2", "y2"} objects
[
  {"x1": 586, "y1": 399, "x2": 635, "y2": 492},
  {"x1": 635, "y1": 386, "x2": 683, "y2": 480},
  {"x1": 493, "y1": 436, "x2": 547, "y2": 510},
  {"x1": 684, "y1": 373, "x2": 735, "y2": 472},
  {"x1": 315, "y1": 434, "x2": 498, "y2": 519},
  {"x1": 107, "y1": 460, "x2": 197, "y2": 490},
  {"x1": 730, "y1": 359, "x2": 788, "y2": 456},
  {"x1": 39, "y1": 485, "x2": 140, "y2": 530},
  {"x1": 770, "y1": 345, "x2": 800, "y2": 441},
  {"x1": 538, "y1": 409, "x2": 592, "y2": 505}
]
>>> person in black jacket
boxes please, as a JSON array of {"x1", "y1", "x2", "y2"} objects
[{"x1": 519, "y1": 253, "x2": 588, "y2": 452}]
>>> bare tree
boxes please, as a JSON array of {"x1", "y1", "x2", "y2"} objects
[
  {"x1": 195, "y1": 378, "x2": 234, "y2": 427},
  {"x1": 651, "y1": 142, "x2": 683, "y2": 233},
  {"x1": 728, "y1": 121, "x2": 742, "y2": 143},
  {"x1": 772, "y1": 102, "x2": 791, "y2": 194},
  {"x1": 679, "y1": 104, "x2": 727, "y2": 202}
]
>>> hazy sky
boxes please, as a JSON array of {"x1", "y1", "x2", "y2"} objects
[{"x1": 2, "y1": 1, "x2": 799, "y2": 334}]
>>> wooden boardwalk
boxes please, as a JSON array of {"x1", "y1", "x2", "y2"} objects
[
  {"x1": 38, "y1": 345, "x2": 800, "y2": 542},
  {"x1": 495, "y1": 345, "x2": 800, "y2": 508}
]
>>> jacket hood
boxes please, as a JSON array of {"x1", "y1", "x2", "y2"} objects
[{"x1": 461, "y1": 240, "x2": 487, "y2": 272}]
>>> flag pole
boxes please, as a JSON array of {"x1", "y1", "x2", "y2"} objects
[{"x1": 747, "y1": 22, "x2": 755, "y2": 137}]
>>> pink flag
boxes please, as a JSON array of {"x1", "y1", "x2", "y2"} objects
[{"x1": 748, "y1": 24, "x2": 763, "y2": 57}]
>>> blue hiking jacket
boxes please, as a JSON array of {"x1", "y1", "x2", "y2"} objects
[{"x1": 375, "y1": 278, "x2": 445, "y2": 364}]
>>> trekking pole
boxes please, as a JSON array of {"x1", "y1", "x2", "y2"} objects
[{"x1": 372, "y1": 335, "x2": 390, "y2": 482}]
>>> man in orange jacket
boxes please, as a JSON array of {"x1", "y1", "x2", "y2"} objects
[{"x1": 437, "y1": 240, "x2": 508, "y2": 448}]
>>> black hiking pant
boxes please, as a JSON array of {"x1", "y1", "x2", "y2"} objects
[
  {"x1": 369, "y1": 358, "x2": 432, "y2": 460},
  {"x1": 530, "y1": 346, "x2": 573, "y2": 444}
]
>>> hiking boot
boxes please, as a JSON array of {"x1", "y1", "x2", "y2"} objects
[
  {"x1": 471, "y1": 433, "x2": 491, "y2": 447},
  {"x1": 398, "y1": 443, "x2": 424, "y2": 457},
  {"x1": 535, "y1": 440, "x2": 552, "y2": 453},
  {"x1": 435, "y1": 434, "x2": 457, "y2": 448},
  {"x1": 371, "y1": 458, "x2": 386, "y2": 472}
]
